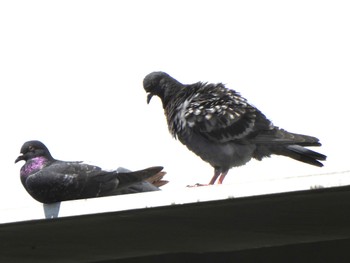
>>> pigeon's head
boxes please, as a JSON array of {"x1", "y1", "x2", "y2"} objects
[
  {"x1": 15, "y1": 140, "x2": 54, "y2": 163},
  {"x1": 143, "y1": 71, "x2": 171, "y2": 104}
]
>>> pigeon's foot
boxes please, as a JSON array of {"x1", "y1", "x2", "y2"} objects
[{"x1": 186, "y1": 183, "x2": 210, "y2": 187}]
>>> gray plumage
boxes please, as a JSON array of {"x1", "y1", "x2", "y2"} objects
[
  {"x1": 15, "y1": 140, "x2": 165, "y2": 203},
  {"x1": 143, "y1": 71, "x2": 326, "y2": 184}
]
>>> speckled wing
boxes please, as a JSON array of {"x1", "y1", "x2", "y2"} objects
[{"x1": 180, "y1": 83, "x2": 263, "y2": 143}]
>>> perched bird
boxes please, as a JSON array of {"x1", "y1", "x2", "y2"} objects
[
  {"x1": 143, "y1": 71, "x2": 326, "y2": 185},
  {"x1": 15, "y1": 140, "x2": 165, "y2": 203}
]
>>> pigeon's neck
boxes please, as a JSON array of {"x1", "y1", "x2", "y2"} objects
[
  {"x1": 20, "y1": 156, "x2": 50, "y2": 183},
  {"x1": 162, "y1": 80, "x2": 184, "y2": 108}
]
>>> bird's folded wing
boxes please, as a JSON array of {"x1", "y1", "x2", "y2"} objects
[
  {"x1": 182, "y1": 85, "x2": 265, "y2": 142},
  {"x1": 25, "y1": 161, "x2": 102, "y2": 190},
  {"x1": 24, "y1": 170, "x2": 82, "y2": 203}
]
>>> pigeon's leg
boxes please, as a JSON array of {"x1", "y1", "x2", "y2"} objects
[
  {"x1": 187, "y1": 168, "x2": 221, "y2": 187},
  {"x1": 218, "y1": 170, "x2": 229, "y2": 184},
  {"x1": 209, "y1": 168, "x2": 222, "y2": 185}
]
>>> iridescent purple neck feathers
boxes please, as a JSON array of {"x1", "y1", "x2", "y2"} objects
[{"x1": 20, "y1": 156, "x2": 49, "y2": 180}]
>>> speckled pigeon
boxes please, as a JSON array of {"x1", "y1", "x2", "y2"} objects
[
  {"x1": 15, "y1": 140, "x2": 165, "y2": 203},
  {"x1": 143, "y1": 71, "x2": 326, "y2": 185}
]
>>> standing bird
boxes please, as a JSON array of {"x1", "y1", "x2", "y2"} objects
[
  {"x1": 143, "y1": 71, "x2": 326, "y2": 185},
  {"x1": 15, "y1": 140, "x2": 165, "y2": 203}
]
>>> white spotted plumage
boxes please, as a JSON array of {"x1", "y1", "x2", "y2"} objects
[
  {"x1": 167, "y1": 83, "x2": 261, "y2": 143},
  {"x1": 144, "y1": 71, "x2": 326, "y2": 185}
]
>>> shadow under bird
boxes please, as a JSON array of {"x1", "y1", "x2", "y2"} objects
[
  {"x1": 15, "y1": 140, "x2": 165, "y2": 203},
  {"x1": 143, "y1": 71, "x2": 326, "y2": 185}
]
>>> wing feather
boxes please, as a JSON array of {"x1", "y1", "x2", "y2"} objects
[
  {"x1": 25, "y1": 161, "x2": 108, "y2": 202},
  {"x1": 176, "y1": 83, "x2": 270, "y2": 143}
]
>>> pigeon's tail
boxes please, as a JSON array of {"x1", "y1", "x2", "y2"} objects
[
  {"x1": 116, "y1": 166, "x2": 164, "y2": 188},
  {"x1": 275, "y1": 130, "x2": 327, "y2": 167},
  {"x1": 145, "y1": 170, "x2": 168, "y2": 187},
  {"x1": 253, "y1": 128, "x2": 322, "y2": 147},
  {"x1": 274, "y1": 145, "x2": 327, "y2": 167},
  {"x1": 253, "y1": 128, "x2": 326, "y2": 167}
]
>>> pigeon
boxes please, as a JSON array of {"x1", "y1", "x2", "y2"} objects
[
  {"x1": 15, "y1": 140, "x2": 165, "y2": 203},
  {"x1": 143, "y1": 71, "x2": 326, "y2": 185}
]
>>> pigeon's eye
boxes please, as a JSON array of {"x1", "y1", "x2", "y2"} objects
[{"x1": 28, "y1": 146, "x2": 35, "y2": 152}]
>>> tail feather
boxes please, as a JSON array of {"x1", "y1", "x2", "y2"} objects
[
  {"x1": 145, "y1": 171, "x2": 169, "y2": 187},
  {"x1": 117, "y1": 166, "x2": 164, "y2": 188},
  {"x1": 278, "y1": 145, "x2": 326, "y2": 167},
  {"x1": 253, "y1": 128, "x2": 322, "y2": 147}
]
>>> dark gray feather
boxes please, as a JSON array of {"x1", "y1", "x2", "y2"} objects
[{"x1": 144, "y1": 71, "x2": 326, "y2": 184}]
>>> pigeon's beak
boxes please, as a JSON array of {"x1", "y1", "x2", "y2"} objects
[
  {"x1": 15, "y1": 154, "x2": 24, "y2": 163},
  {"x1": 147, "y1": 93, "x2": 154, "y2": 104}
]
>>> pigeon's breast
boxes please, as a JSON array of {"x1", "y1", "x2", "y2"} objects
[{"x1": 20, "y1": 157, "x2": 48, "y2": 178}]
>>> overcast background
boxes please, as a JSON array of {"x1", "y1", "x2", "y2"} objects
[{"x1": 1, "y1": 0, "x2": 349, "y2": 210}]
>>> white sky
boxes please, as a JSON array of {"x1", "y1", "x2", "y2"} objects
[{"x1": 1, "y1": 0, "x2": 349, "y2": 210}]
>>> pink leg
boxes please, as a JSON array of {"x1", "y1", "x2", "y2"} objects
[
  {"x1": 209, "y1": 169, "x2": 221, "y2": 185},
  {"x1": 218, "y1": 170, "x2": 228, "y2": 184},
  {"x1": 187, "y1": 168, "x2": 224, "y2": 187}
]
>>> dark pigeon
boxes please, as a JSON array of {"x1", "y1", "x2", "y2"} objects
[
  {"x1": 143, "y1": 71, "x2": 326, "y2": 185},
  {"x1": 15, "y1": 140, "x2": 165, "y2": 203}
]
